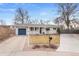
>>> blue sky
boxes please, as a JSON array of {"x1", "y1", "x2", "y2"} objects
[{"x1": 0, "y1": 3, "x2": 60, "y2": 25}]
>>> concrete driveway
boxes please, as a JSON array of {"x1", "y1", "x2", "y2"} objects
[
  {"x1": 10, "y1": 51, "x2": 79, "y2": 56},
  {"x1": 57, "y1": 34, "x2": 79, "y2": 52},
  {"x1": 0, "y1": 34, "x2": 79, "y2": 56},
  {"x1": 0, "y1": 36, "x2": 27, "y2": 55}
]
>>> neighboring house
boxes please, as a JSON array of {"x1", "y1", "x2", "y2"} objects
[
  {"x1": 70, "y1": 20, "x2": 79, "y2": 29},
  {"x1": 10, "y1": 24, "x2": 58, "y2": 35},
  {"x1": 59, "y1": 20, "x2": 79, "y2": 30}
]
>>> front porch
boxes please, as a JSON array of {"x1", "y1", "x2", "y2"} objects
[{"x1": 14, "y1": 24, "x2": 58, "y2": 35}]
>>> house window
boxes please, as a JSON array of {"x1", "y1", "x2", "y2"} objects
[
  {"x1": 53, "y1": 28, "x2": 56, "y2": 30},
  {"x1": 30, "y1": 27, "x2": 34, "y2": 31},
  {"x1": 35, "y1": 27, "x2": 38, "y2": 31},
  {"x1": 46, "y1": 28, "x2": 50, "y2": 31}
]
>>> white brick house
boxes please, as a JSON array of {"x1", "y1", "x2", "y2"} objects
[{"x1": 11, "y1": 24, "x2": 58, "y2": 35}]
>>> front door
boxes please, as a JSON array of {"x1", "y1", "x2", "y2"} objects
[{"x1": 40, "y1": 27, "x2": 42, "y2": 34}]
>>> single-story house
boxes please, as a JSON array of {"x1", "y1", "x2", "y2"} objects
[{"x1": 10, "y1": 24, "x2": 58, "y2": 35}]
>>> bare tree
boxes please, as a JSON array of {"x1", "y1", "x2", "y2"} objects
[
  {"x1": 57, "y1": 3, "x2": 78, "y2": 29},
  {"x1": 14, "y1": 8, "x2": 29, "y2": 24},
  {"x1": 45, "y1": 20, "x2": 50, "y2": 24},
  {"x1": 39, "y1": 19, "x2": 44, "y2": 24},
  {"x1": 54, "y1": 16, "x2": 63, "y2": 25},
  {"x1": 0, "y1": 19, "x2": 6, "y2": 25}
]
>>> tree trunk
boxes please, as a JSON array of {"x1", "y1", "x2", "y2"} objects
[
  {"x1": 22, "y1": 18, "x2": 24, "y2": 24},
  {"x1": 65, "y1": 15, "x2": 70, "y2": 30}
]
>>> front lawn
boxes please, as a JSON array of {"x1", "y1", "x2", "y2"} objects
[{"x1": 29, "y1": 34, "x2": 60, "y2": 45}]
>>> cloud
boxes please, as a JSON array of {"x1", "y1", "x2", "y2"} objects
[
  {"x1": 14, "y1": 3, "x2": 38, "y2": 7},
  {"x1": 26, "y1": 3, "x2": 37, "y2": 6},
  {"x1": 0, "y1": 3, "x2": 5, "y2": 5},
  {"x1": 0, "y1": 8, "x2": 15, "y2": 13},
  {"x1": 40, "y1": 11, "x2": 49, "y2": 16}
]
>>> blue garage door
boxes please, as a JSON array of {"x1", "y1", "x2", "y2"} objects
[{"x1": 18, "y1": 28, "x2": 26, "y2": 35}]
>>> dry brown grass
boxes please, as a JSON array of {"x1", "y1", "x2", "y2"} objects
[
  {"x1": 0, "y1": 26, "x2": 15, "y2": 42},
  {"x1": 24, "y1": 34, "x2": 60, "y2": 51},
  {"x1": 29, "y1": 34, "x2": 60, "y2": 45}
]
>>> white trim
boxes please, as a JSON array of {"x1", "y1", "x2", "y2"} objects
[
  {"x1": 27, "y1": 27, "x2": 30, "y2": 47},
  {"x1": 16, "y1": 28, "x2": 18, "y2": 35},
  {"x1": 16, "y1": 28, "x2": 27, "y2": 35}
]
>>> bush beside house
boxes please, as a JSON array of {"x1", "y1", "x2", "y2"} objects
[{"x1": 0, "y1": 26, "x2": 15, "y2": 42}]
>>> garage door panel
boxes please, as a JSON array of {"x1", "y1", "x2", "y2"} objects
[{"x1": 18, "y1": 29, "x2": 26, "y2": 35}]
